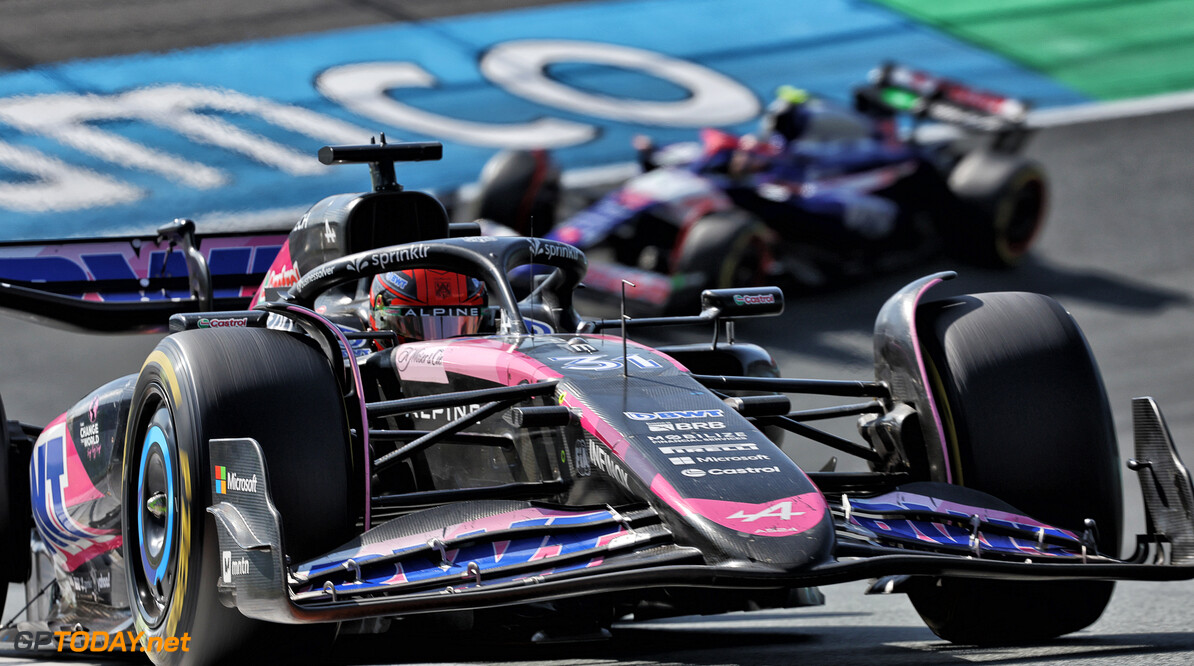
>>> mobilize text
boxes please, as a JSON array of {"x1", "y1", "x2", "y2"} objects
[{"x1": 648, "y1": 432, "x2": 750, "y2": 444}]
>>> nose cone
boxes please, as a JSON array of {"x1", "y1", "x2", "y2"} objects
[{"x1": 650, "y1": 475, "x2": 836, "y2": 570}]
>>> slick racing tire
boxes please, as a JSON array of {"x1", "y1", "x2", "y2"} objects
[
  {"x1": 946, "y1": 150, "x2": 1047, "y2": 268},
  {"x1": 1, "y1": 394, "x2": 31, "y2": 618},
  {"x1": 908, "y1": 292, "x2": 1122, "y2": 645},
  {"x1": 666, "y1": 212, "x2": 774, "y2": 314},
  {"x1": 475, "y1": 149, "x2": 561, "y2": 238},
  {"x1": 122, "y1": 328, "x2": 353, "y2": 665}
]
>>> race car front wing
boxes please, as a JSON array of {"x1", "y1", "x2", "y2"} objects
[{"x1": 205, "y1": 396, "x2": 1194, "y2": 625}]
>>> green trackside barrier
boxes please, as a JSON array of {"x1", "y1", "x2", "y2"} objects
[{"x1": 869, "y1": 0, "x2": 1194, "y2": 100}]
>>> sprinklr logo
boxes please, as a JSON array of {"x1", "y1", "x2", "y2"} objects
[{"x1": 214, "y1": 466, "x2": 258, "y2": 494}]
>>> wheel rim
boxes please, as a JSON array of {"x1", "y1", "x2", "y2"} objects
[
  {"x1": 1000, "y1": 176, "x2": 1045, "y2": 258},
  {"x1": 721, "y1": 227, "x2": 771, "y2": 288},
  {"x1": 131, "y1": 395, "x2": 178, "y2": 626}
]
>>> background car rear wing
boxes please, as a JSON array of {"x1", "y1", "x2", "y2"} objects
[
  {"x1": 0, "y1": 140, "x2": 479, "y2": 333},
  {"x1": 0, "y1": 220, "x2": 287, "y2": 332},
  {"x1": 855, "y1": 62, "x2": 1032, "y2": 149}
]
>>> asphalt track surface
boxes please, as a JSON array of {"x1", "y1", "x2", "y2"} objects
[{"x1": 4, "y1": 1, "x2": 1194, "y2": 664}]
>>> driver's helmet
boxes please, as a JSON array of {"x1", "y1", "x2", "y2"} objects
[
  {"x1": 369, "y1": 269, "x2": 491, "y2": 343},
  {"x1": 758, "y1": 85, "x2": 812, "y2": 144}
]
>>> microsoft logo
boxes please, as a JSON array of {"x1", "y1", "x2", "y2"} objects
[{"x1": 214, "y1": 466, "x2": 259, "y2": 495}]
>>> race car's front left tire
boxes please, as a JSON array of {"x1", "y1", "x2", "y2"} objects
[
  {"x1": 907, "y1": 291, "x2": 1122, "y2": 645},
  {"x1": 122, "y1": 328, "x2": 354, "y2": 665},
  {"x1": 475, "y1": 149, "x2": 561, "y2": 238},
  {"x1": 666, "y1": 212, "x2": 775, "y2": 314}
]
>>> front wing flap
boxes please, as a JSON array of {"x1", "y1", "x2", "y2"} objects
[{"x1": 206, "y1": 435, "x2": 1194, "y2": 625}]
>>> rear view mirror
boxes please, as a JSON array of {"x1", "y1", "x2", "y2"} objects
[{"x1": 700, "y1": 287, "x2": 784, "y2": 319}]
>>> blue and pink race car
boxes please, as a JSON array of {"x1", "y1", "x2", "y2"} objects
[{"x1": 1, "y1": 138, "x2": 1191, "y2": 666}]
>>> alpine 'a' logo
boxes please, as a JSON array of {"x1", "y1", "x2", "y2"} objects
[{"x1": 727, "y1": 501, "x2": 806, "y2": 523}]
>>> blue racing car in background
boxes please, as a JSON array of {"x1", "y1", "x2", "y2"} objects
[{"x1": 478, "y1": 63, "x2": 1049, "y2": 312}]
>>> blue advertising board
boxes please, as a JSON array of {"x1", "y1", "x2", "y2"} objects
[{"x1": 0, "y1": 0, "x2": 1085, "y2": 241}]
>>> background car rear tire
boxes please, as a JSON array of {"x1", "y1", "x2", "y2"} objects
[
  {"x1": 122, "y1": 328, "x2": 353, "y2": 665},
  {"x1": 475, "y1": 149, "x2": 561, "y2": 238},
  {"x1": 908, "y1": 291, "x2": 1122, "y2": 645},
  {"x1": 666, "y1": 212, "x2": 774, "y2": 314},
  {"x1": 947, "y1": 150, "x2": 1047, "y2": 268}
]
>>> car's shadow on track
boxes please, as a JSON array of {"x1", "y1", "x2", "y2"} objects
[
  {"x1": 609, "y1": 254, "x2": 1191, "y2": 370},
  {"x1": 330, "y1": 619, "x2": 1194, "y2": 665}
]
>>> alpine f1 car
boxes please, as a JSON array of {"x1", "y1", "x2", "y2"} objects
[
  {"x1": 478, "y1": 63, "x2": 1049, "y2": 312},
  {"x1": 3, "y1": 139, "x2": 1194, "y2": 666}
]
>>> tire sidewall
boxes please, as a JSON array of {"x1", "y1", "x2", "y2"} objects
[
  {"x1": 908, "y1": 292, "x2": 1122, "y2": 644},
  {"x1": 121, "y1": 330, "x2": 351, "y2": 664},
  {"x1": 124, "y1": 343, "x2": 263, "y2": 665},
  {"x1": 947, "y1": 151, "x2": 1047, "y2": 268},
  {"x1": 667, "y1": 213, "x2": 771, "y2": 313}
]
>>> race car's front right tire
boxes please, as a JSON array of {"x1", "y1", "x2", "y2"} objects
[
  {"x1": 946, "y1": 150, "x2": 1047, "y2": 268},
  {"x1": 122, "y1": 328, "x2": 353, "y2": 665},
  {"x1": 907, "y1": 291, "x2": 1122, "y2": 645}
]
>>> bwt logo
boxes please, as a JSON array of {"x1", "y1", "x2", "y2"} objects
[{"x1": 624, "y1": 410, "x2": 724, "y2": 421}]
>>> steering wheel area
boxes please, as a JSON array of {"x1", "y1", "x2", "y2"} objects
[{"x1": 283, "y1": 236, "x2": 588, "y2": 336}]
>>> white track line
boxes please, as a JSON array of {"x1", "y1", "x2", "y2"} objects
[
  {"x1": 195, "y1": 89, "x2": 1194, "y2": 233},
  {"x1": 1028, "y1": 89, "x2": 1194, "y2": 128}
]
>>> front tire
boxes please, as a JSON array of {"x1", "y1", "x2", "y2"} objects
[
  {"x1": 666, "y1": 212, "x2": 774, "y2": 314},
  {"x1": 122, "y1": 328, "x2": 353, "y2": 664},
  {"x1": 908, "y1": 291, "x2": 1122, "y2": 645},
  {"x1": 475, "y1": 149, "x2": 561, "y2": 238},
  {"x1": 947, "y1": 150, "x2": 1047, "y2": 268}
]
